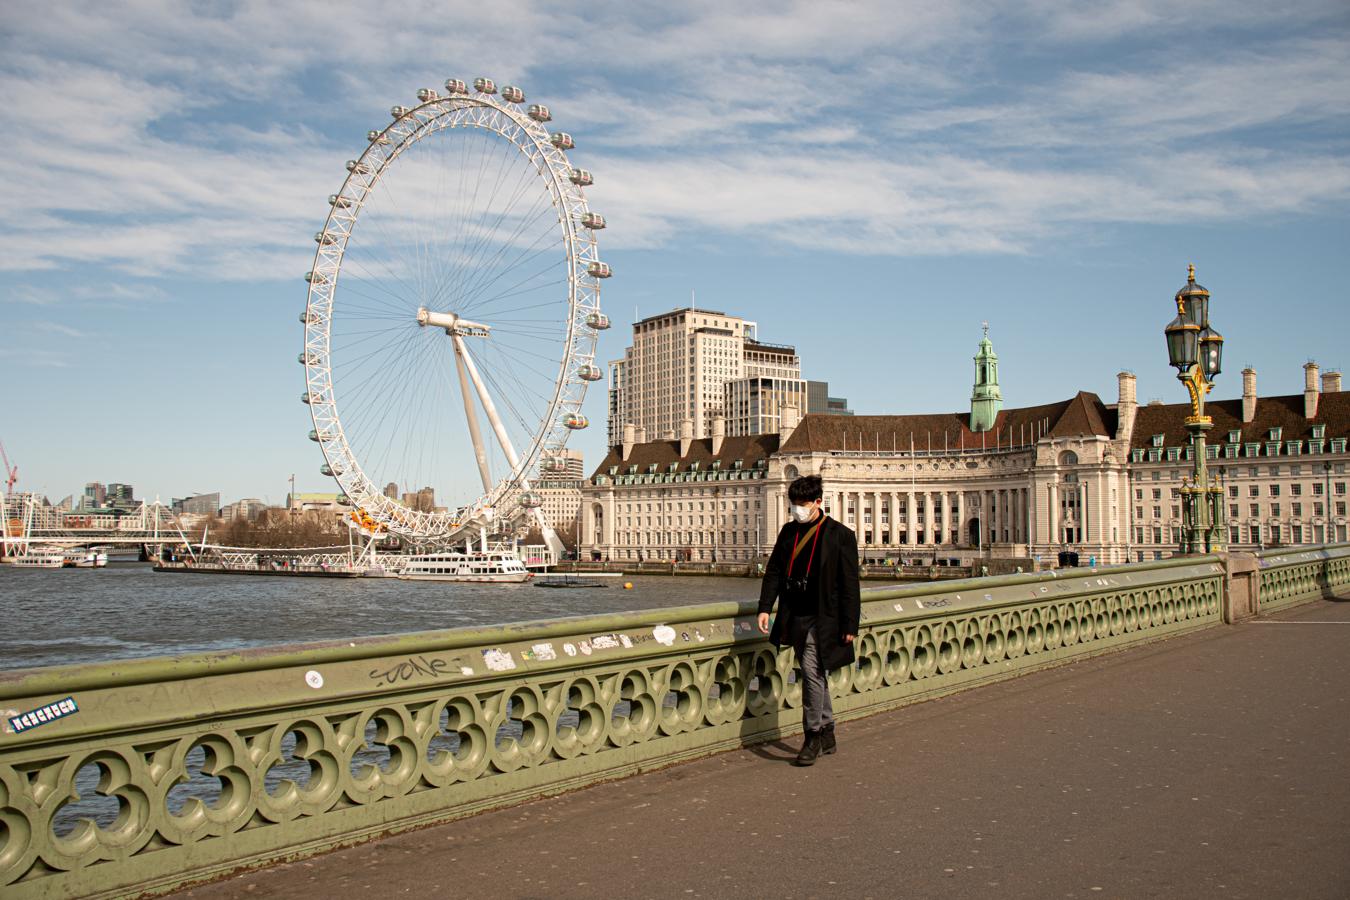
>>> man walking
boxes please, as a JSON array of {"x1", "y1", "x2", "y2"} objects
[{"x1": 758, "y1": 475, "x2": 862, "y2": 766}]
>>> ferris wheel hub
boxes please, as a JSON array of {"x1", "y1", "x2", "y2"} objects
[{"x1": 416, "y1": 308, "x2": 491, "y2": 336}]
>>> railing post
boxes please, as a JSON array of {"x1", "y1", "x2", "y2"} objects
[{"x1": 1220, "y1": 551, "x2": 1260, "y2": 623}]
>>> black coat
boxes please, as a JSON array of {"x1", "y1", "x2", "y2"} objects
[{"x1": 758, "y1": 515, "x2": 862, "y2": 671}]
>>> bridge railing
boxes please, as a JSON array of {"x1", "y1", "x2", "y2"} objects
[{"x1": 2, "y1": 546, "x2": 1346, "y2": 899}]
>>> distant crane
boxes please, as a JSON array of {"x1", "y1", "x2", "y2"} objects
[{"x1": 0, "y1": 440, "x2": 15, "y2": 493}]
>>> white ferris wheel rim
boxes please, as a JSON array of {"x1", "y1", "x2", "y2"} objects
[{"x1": 301, "y1": 85, "x2": 605, "y2": 542}]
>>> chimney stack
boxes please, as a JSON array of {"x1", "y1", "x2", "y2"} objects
[
  {"x1": 711, "y1": 415, "x2": 725, "y2": 456},
  {"x1": 1115, "y1": 371, "x2": 1137, "y2": 441},
  {"x1": 621, "y1": 423, "x2": 635, "y2": 461},
  {"x1": 779, "y1": 404, "x2": 800, "y2": 444},
  {"x1": 1305, "y1": 361, "x2": 1320, "y2": 420},
  {"x1": 662, "y1": 429, "x2": 675, "y2": 441},
  {"x1": 635, "y1": 425, "x2": 647, "y2": 444},
  {"x1": 1242, "y1": 367, "x2": 1257, "y2": 424},
  {"x1": 1324, "y1": 370, "x2": 1343, "y2": 393},
  {"x1": 679, "y1": 418, "x2": 694, "y2": 457}
]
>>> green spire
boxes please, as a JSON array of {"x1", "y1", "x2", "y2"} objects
[{"x1": 970, "y1": 322, "x2": 1002, "y2": 433}]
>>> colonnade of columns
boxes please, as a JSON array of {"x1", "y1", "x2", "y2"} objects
[{"x1": 824, "y1": 486, "x2": 1033, "y2": 551}]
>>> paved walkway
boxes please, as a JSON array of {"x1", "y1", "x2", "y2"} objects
[{"x1": 181, "y1": 599, "x2": 1350, "y2": 900}]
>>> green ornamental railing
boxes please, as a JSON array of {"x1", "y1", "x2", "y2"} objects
[{"x1": 1, "y1": 548, "x2": 1345, "y2": 899}]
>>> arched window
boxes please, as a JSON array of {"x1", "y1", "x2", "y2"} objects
[
  {"x1": 784, "y1": 464, "x2": 800, "y2": 480},
  {"x1": 1058, "y1": 450, "x2": 1079, "y2": 467}
]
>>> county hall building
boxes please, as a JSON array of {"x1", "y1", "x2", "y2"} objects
[{"x1": 580, "y1": 329, "x2": 1348, "y2": 565}]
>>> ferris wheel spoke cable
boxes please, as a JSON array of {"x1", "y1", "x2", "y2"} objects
[
  {"x1": 442, "y1": 156, "x2": 547, "y2": 312},
  {"x1": 359, "y1": 333, "x2": 443, "y2": 490},
  {"x1": 336, "y1": 256, "x2": 424, "y2": 312},
  {"x1": 450, "y1": 185, "x2": 559, "y2": 312},
  {"x1": 456, "y1": 227, "x2": 565, "y2": 318}
]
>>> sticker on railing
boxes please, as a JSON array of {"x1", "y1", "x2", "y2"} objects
[
  {"x1": 563, "y1": 642, "x2": 578, "y2": 656},
  {"x1": 653, "y1": 626, "x2": 676, "y2": 646},
  {"x1": 305, "y1": 670, "x2": 325, "y2": 689},
  {"x1": 590, "y1": 633, "x2": 621, "y2": 650},
  {"x1": 7, "y1": 696, "x2": 78, "y2": 734},
  {"x1": 524, "y1": 642, "x2": 557, "y2": 661},
  {"x1": 482, "y1": 648, "x2": 517, "y2": 672}
]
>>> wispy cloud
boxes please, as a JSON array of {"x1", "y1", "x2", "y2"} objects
[{"x1": 0, "y1": 0, "x2": 1345, "y2": 280}]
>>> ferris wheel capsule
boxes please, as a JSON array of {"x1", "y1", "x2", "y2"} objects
[
  {"x1": 519, "y1": 491, "x2": 543, "y2": 508},
  {"x1": 367, "y1": 130, "x2": 389, "y2": 144},
  {"x1": 328, "y1": 194, "x2": 352, "y2": 208},
  {"x1": 586, "y1": 312, "x2": 611, "y2": 330},
  {"x1": 527, "y1": 104, "x2": 551, "y2": 122},
  {"x1": 540, "y1": 456, "x2": 566, "y2": 473},
  {"x1": 580, "y1": 212, "x2": 605, "y2": 230},
  {"x1": 587, "y1": 261, "x2": 612, "y2": 278},
  {"x1": 550, "y1": 132, "x2": 574, "y2": 150},
  {"x1": 304, "y1": 270, "x2": 327, "y2": 284},
  {"x1": 346, "y1": 160, "x2": 370, "y2": 174},
  {"x1": 390, "y1": 105, "x2": 410, "y2": 118},
  {"x1": 320, "y1": 463, "x2": 342, "y2": 477},
  {"x1": 577, "y1": 363, "x2": 603, "y2": 381},
  {"x1": 308, "y1": 429, "x2": 322, "y2": 442},
  {"x1": 473, "y1": 77, "x2": 496, "y2": 94},
  {"x1": 315, "y1": 231, "x2": 336, "y2": 245},
  {"x1": 298, "y1": 351, "x2": 317, "y2": 365},
  {"x1": 569, "y1": 168, "x2": 593, "y2": 187},
  {"x1": 501, "y1": 85, "x2": 524, "y2": 103},
  {"x1": 416, "y1": 88, "x2": 439, "y2": 102},
  {"x1": 563, "y1": 414, "x2": 589, "y2": 430},
  {"x1": 444, "y1": 78, "x2": 468, "y2": 94},
  {"x1": 301, "y1": 392, "x2": 312, "y2": 404}
]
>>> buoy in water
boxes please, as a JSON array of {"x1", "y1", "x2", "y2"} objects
[{"x1": 623, "y1": 582, "x2": 633, "y2": 590}]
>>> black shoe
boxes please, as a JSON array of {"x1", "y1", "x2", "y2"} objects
[
  {"x1": 794, "y1": 730, "x2": 822, "y2": 767},
  {"x1": 820, "y1": 723, "x2": 837, "y2": 755}
]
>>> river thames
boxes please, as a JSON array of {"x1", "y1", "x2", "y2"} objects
[{"x1": 0, "y1": 560, "x2": 764, "y2": 672}]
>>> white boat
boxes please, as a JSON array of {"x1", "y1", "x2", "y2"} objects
[
  {"x1": 66, "y1": 548, "x2": 109, "y2": 568},
  {"x1": 9, "y1": 546, "x2": 67, "y2": 568},
  {"x1": 397, "y1": 550, "x2": 532, "y2": 583}
]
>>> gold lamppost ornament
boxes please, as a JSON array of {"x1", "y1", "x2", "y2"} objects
[{"x1": 1163, "y1": 264, "x2": 1226, "y2": 554}]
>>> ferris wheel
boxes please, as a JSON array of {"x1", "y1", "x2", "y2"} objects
[{"x1": 300, "y1": 78, "x2": 612, "y2": 546}]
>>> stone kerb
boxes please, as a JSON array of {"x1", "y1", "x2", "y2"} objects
[{"x1": 0, "y1": 555, "x2": 1289, "y2": 899}]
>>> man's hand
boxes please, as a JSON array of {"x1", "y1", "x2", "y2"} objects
[
  {"x1": 757, "y1": 612, "x2": 770, "y2": 634},
  {"x1": 842, "y1": 634, "x2": 855, "y2": 644}
]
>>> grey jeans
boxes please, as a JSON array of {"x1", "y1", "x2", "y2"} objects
[{"x1": 792, "y1": 618, "x2": 834, "y2": 732}]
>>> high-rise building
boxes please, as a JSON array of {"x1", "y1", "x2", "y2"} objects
[
  {"x1": 174, "y1": 493, "x2": 221, "y2": 516},
  {"x1": 106, "y1": 483, "x2": 137, "y2": 511},
  {"x1": 806, "y1": 381, "x2": 852, "y2": 416},
  {"x1": 81, "y1": 482, "x2": 106, "y2": 510},
  {"x1": 402, "y1": 486, "x2": 435, "y2": 512},
  {"x1": 611, "y1": 307, "x2": 824, "y2": 442},
  {"x1": 383, "y1": 482, "x2": 399, "y2": 499}
]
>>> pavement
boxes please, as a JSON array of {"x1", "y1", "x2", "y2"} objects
[{"x1": 179, "y1": 597, "x2": 1350, "y2": 900}]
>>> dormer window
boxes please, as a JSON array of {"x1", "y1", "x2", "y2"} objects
[
  {"x1": 733, "y1": 459, "x2": 744, "y2": 470},
  {"x1": 627, "y1": 464, "x2": 638, "y2": 475},
  {"x1": 688, "y1": 461, "x2": 700, "y2": 471},
  {"x1": 646, "y1": 463, "x2": 658, "y2": 474},
  {"x1": 607, "y1": 465, "x2": 618, "y2": 476},
  {"x1": 667, "y1": 462, "x2": 679, "y2": 473},
  {"x1": 1228, "y1": 430, "x2": 1242, "y2": 443},
  {"x1": 711, "y1": 460, "x2": 721, "y2": 470},
  {"x1": 1151, "y1": 434, "x2": 1165, "y2": 448},
  {"x1": 1312, "y1": 424, "x2": 1326, "y2": 440},
  {"x1": 1269, "y1": 427, "x2": 1282, "y2": 441}
]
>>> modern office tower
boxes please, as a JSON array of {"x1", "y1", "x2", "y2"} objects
[
  {"x1": 81, "y1": 482, "x2": 106, "y2": 510},
  {"x1": 607, "y1": 359, "x2": 628, "y2": 447},
  {"x1": 383, "y1": 482, "x2": 399, "y2": 499},
  {"x1": 106, "y1": 483, "x2": 137, "y2": 511},
  {"x1": 807, "y1": 381, "x2": 852, "y2": 416},
  {"x1": 174, "y1": 493, "x2": 221, "y2": 516}
]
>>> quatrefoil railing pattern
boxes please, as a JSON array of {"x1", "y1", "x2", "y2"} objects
[{"x1": 2, "y1": 548, "x2": 1346, "y2": 899}]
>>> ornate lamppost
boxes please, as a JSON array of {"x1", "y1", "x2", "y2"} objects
[{"x1": 1164, "y1": 265, "x2": 1226, "y2": 554}]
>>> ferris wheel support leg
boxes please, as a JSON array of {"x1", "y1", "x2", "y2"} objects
[
  {"x1": 534, "y1": 509, "x2": 565, "y2": 559},
  {"x1": 452, "y1": 336, "x2": 494, "y2": 493}
]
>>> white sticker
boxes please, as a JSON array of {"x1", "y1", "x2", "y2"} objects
[
  {"x1": 1, "y1": 709, "x2": 18, "y2": 734},
  {"x1": 619, "y1": 634, "x2": 633, "y2": 649},
  {"x1": 460, "y1": 666, "x2": 474, "y2": 675},
  {"x1": 482, "y1": 648, "x2": 517, "y2": 672},
  {"x1": 591, "y1": 634, "x2": 621, "y2": 650},
  {"x1": 893, "y1": 603, "x2": 904, "y2": 612},
  {"x1": 563, "y1": 643, "x2": 578, "y2": 656},
  {"x1": 304, "y1": 670, "x2": 324, "y2": 689},
  {"x1": 653, "y1": 625, "x2": 676, "y2": 646},
  {"x1": 530, "y1": 642, "x2": 557, "y2": 661},
  {"x1": 579, "y1": 640, "x2": 593, "y2": 656}
]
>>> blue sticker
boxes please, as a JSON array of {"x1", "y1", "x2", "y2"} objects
[{"x1": 9, "y1": 697, "x2": 78, "y2": 734}]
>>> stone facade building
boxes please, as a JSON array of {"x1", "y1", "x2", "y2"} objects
[{"x1": 583, "y1": 333, "x2": 1347, "y2": 564}]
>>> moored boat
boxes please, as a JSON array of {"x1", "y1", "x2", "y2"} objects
[{"x1": 396, "y1": 550, "x2": 531, "y2": 583}]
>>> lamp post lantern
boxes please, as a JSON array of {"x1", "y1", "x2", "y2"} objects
[{"x1": 1164, "y1": 264, "x2": 1226, "y2": 554}]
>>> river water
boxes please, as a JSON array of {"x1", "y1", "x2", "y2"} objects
[{"x1": 0, "y1": 560, "x2": 764, "y2": 672}]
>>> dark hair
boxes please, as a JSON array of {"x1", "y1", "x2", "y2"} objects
[{"x1": 788, "y1": 474, "x2": 823, "y2": 503}]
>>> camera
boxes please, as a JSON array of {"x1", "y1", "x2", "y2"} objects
[{"x1": 786, "y1": 576, "x2": 809, "y2": 593}]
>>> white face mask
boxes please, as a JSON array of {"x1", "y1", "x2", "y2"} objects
[{"x1": 790, "y1": 503, "x2": 816, "y2": 523}]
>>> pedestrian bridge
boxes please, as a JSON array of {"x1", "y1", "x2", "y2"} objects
[{"x1": 2, "y1": 546, "x2": 1346, "y2": 898}]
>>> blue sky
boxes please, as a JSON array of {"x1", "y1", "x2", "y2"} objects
[{"x1": 2, "y1": 1, "x2": 1348, "y2": 506}]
